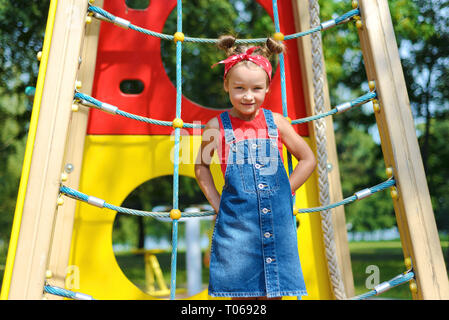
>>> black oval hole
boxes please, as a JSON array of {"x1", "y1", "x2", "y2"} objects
[
  {"x1": 125, "y1": 0, "x2": 150, "y2": 10},
  {"x1": 120, "y1": 79, "x2": 145, "y2": 94}
]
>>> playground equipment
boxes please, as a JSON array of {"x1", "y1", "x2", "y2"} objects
[{"x1": 1, "y1": 0, "x2": 448, "y2": 300}]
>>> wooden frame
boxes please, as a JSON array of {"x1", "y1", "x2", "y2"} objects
[
  {"x1": 5, "y1": 0, "x2": 89, "y2": 299},
  {"x1": 357, "y1": 0, "x2": 449, "y2": 299},
  {"x1": 45, "y1": 0, "x2": 104, "y2": 299}
]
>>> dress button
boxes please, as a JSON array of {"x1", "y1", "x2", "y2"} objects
[
  {"x1": 262, "y1": 208, "x2": 269, "y2": 214},
  {"x1": 255, "y1": 163, "x2": 261, "y2": 169},
  {"x1": 266, "y1": 257, "x2": 273, "y2": 264},
  {"x1": 258, "y1": 183, "x2": 264, "y2": 189},
  {"x1": 252, "y1": 143, "x2": 258, "y2": 149},
  {"x1": 264, "y1": 232, "x2": 271, "y2": 238}
]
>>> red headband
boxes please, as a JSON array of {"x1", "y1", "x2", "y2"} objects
[{"x1": 211, "y1": 46, "x2": 272, "y2": 82}]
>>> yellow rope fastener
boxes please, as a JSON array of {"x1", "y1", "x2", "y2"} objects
[
  {"x1": 172, "y1": 118, "x2": 184, "y2": 129},
  {"x1": 355, "y1": 17, "x2": 363, "y2": 30},
  {"x1": 352, "y1": 0, "x2": 358, "y2": 9},
  {"x1": 404, "y1": 257, "x2": 412, "y2": 270},
  {"x1": 409, "y1": 279, "x2": 418, "y2": 294},
  {"x1": 36, "y1": 51, "x2": 42, "y2": 61},
  {"x1": 273, "y1": 32, "x2": 284, "y2": 42},
  {"x1": 373, "y1": 99, "x2": 380, "y2": 113},
  {"x1": 390, "y1": 186, "x2": 399, "y2": 200},
  {"x1": 368, "y1": 80, "x2": 376, "y2": 91},
  {"x1": 285, "y1": 116, "x2": 292, "y2": 124},
  {"x1": 170, "y1": 209, "x2": 182, "y2": 220},
  {"x1": 173, "y1": 32, "x2": 185, "y2": 43},
  {"x1": 45, "y1": 270, "x2": 53, "y2": 279},
  {"x1": 57, "y1": 196, "x2": 64, "y2": 206},
  {"x1": 385, "y1": 167, "x2": 393, "y2": 178}
]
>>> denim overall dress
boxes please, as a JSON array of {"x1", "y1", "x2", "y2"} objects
[{"x1": 208, "y1": 109, "x2": 307, "y2": 298}]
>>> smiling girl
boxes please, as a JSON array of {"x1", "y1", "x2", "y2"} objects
[{"x1": 195, "y1": 35, "x2": 316, "y2": 299}]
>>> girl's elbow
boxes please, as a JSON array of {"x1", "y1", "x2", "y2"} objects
[
  {"x1": 310, "y1": 156, "x2": 317, "y2": 171},
  {"x1": 194, "y1": 163, "x2": 201, "y2": 179}
]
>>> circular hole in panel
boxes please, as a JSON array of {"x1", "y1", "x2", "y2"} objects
[
  {"x1": 161, "y1": 0, "x2": 275, "y2": 109},
  {"x1": 112, "y1": 175, "x2": 214, "y2": 299},
  {"x1": 125, "y1": 0, "x2": 150, "y2": 10},
  {"x1": 120, "y1": 79, "x2": 145, "y2": 94}
]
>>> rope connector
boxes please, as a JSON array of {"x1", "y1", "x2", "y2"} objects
[
  {"x1": 273, "y1": 32, "x2": 284, "y2": 41},
  {"x1": 74, "y1": 292, "x2": 95, "y2": 300},
  {"x1": 354, "y1": 188, "x2": 372, "y2": 200},
  {"x1": 170, "y1": 209, "x2": 182, "y2": 220},
  {"x1": 174, "y1": 32, "x2": 185, "y2": 43},
  {"x1": 101, "y1": 102, "x2": 119, "y2": 115},
  {"x1": 92, "y1": 12, "x2": 111, "y2": 23},
  {"x1": 321, "y1": 20, "x2": 336, "y2": 31},
  {"x1": 172, "y1": 118, "x2": 184, "y2": 128},
  {"x1": 114, "y1": 17, "x2": 131, "y2": 29},
  {"x1": 335, "y1": 101, "x2": 352, "y2": 113},
  {"x1": 87, "y1": 196, "x2": 105, "y2": 208}
]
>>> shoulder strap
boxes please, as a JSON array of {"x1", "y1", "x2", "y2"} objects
[
  {"x1": 219, "y1": 111, "x2": 236, "y2": 144},
  {"x1": 262, "y1": 109, "x2": 278, "y2": 138}
]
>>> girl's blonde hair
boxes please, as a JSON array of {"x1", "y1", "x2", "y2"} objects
[
  {"x1": 217, "y1": 35, "x2": 285, "y2": 58},
  {"x1": 216, "y1": 35, "x2": 285, "y2": 83}
]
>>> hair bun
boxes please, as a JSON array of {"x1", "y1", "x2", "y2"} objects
[
  {"x1": 265, "y1": 37, "x2": 285, "y2": 56},
  {"x1": 217, "y1": 35, "x2": 237, "y2": 56}
]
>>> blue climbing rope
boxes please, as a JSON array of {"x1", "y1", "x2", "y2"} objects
[
  {"x1": 74, "y1": 91, "x2": 202, "y2": 128},
  {"x1": 59, "y1": 3, "x2": 410, "y2": 302},
  {"x1": 87, "y1": 4, "x2": 360, "y2": 44},
  {"x1": 59, "y1": 185, "x2": 215, "y2": 218},
  {"x1": 291, "y1": 91, "x2": 377, "y2": 124},
  {"x1": 297, "y1": 179, "x2": 395, "y2": 214},
  {"x1": 75, "y1": 90, "x2": 376, "y2": 128},
  {"x1": 169, "y1": 0, "x2": 183, "y2": 301},
  {"x1": 350, "y1": 270, "x2": 415, "y2": 300},
  {"x1": 272, "y1": 0, "x2": 295, "y2": 217},
  {"x1": 44, "y1": 284, "x2": 95, "y2": 300}
]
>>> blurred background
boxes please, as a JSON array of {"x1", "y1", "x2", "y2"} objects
[{"x1": 0, "y1": 0, "x2": 448, "y2": 299}]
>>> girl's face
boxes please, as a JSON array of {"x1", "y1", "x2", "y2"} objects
[{"x1": 224, "y1": 63, "x2": 269, "y2": 120}]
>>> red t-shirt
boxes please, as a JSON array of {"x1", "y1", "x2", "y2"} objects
[{"x1": 217, "y1": 109, "x2": 284, "y2": 176}]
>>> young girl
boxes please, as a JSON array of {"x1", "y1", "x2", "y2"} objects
[{"x1": 195, "y1": 35, "x2": 316, "y2": 300}]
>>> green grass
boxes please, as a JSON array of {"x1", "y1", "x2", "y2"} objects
[
  {"x1": 349, "y1": 241, "x2": 412, "y2": 299},
  {"x1": 2, "y1": 239, "x2": 448, "y2": 299},
  {"x1": 349, "y1": 239, "x2": 449, "y2": 299}
]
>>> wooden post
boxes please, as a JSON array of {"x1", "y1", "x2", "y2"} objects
[
  {"x1": 357, "y1": 0, "x2": 449, "y2": 299},
  {"x1": 45, "y1": 0, "x2": 104, "y2": 299},
  {"x1": 6, "y1": 0, "x2": 89, "y2": 299},
  {"x1": 292, "y1": 0, "x2": 355, "y2": 298}
]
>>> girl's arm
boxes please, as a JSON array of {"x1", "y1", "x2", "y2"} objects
[
  {"x1": 273, "y1": 113, "x2": 317, "y2": 193},
  {"x1": 194, "y1": 118, "x2": 221, "y2": 213}
]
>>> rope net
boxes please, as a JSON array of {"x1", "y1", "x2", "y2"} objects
[{"x1": 46, "y1": 0, "x2": 416, "y2": 301}]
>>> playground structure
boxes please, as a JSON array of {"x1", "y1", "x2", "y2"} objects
[{"x1": 1, "y1": 0, "x2": 448, "y2": 300}]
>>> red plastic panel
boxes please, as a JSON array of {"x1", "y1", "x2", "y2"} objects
[{"x1": 87, "y1": 0, "x2": 308, "y2": 136}]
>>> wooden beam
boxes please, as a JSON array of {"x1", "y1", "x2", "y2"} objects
[
  {"x1": 45, "y1": 0, "x2": 104, "y2": 299},
  {"x1": 7, "y1": 0, "x2": 89, "y2": 299},
  {"x1": 357, "y1": 0, "x2": 449, "y2": 299},
  {"x1": 292, "y1": 0, "x2": 355, "y2": 298}
]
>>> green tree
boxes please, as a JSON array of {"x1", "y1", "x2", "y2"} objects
[
  {"x1": 320, "y1": 0, "x2": 449, "y2": 233},
  {"x1": 0, "y1": 0, "x2": 50, "y2": 243}
]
